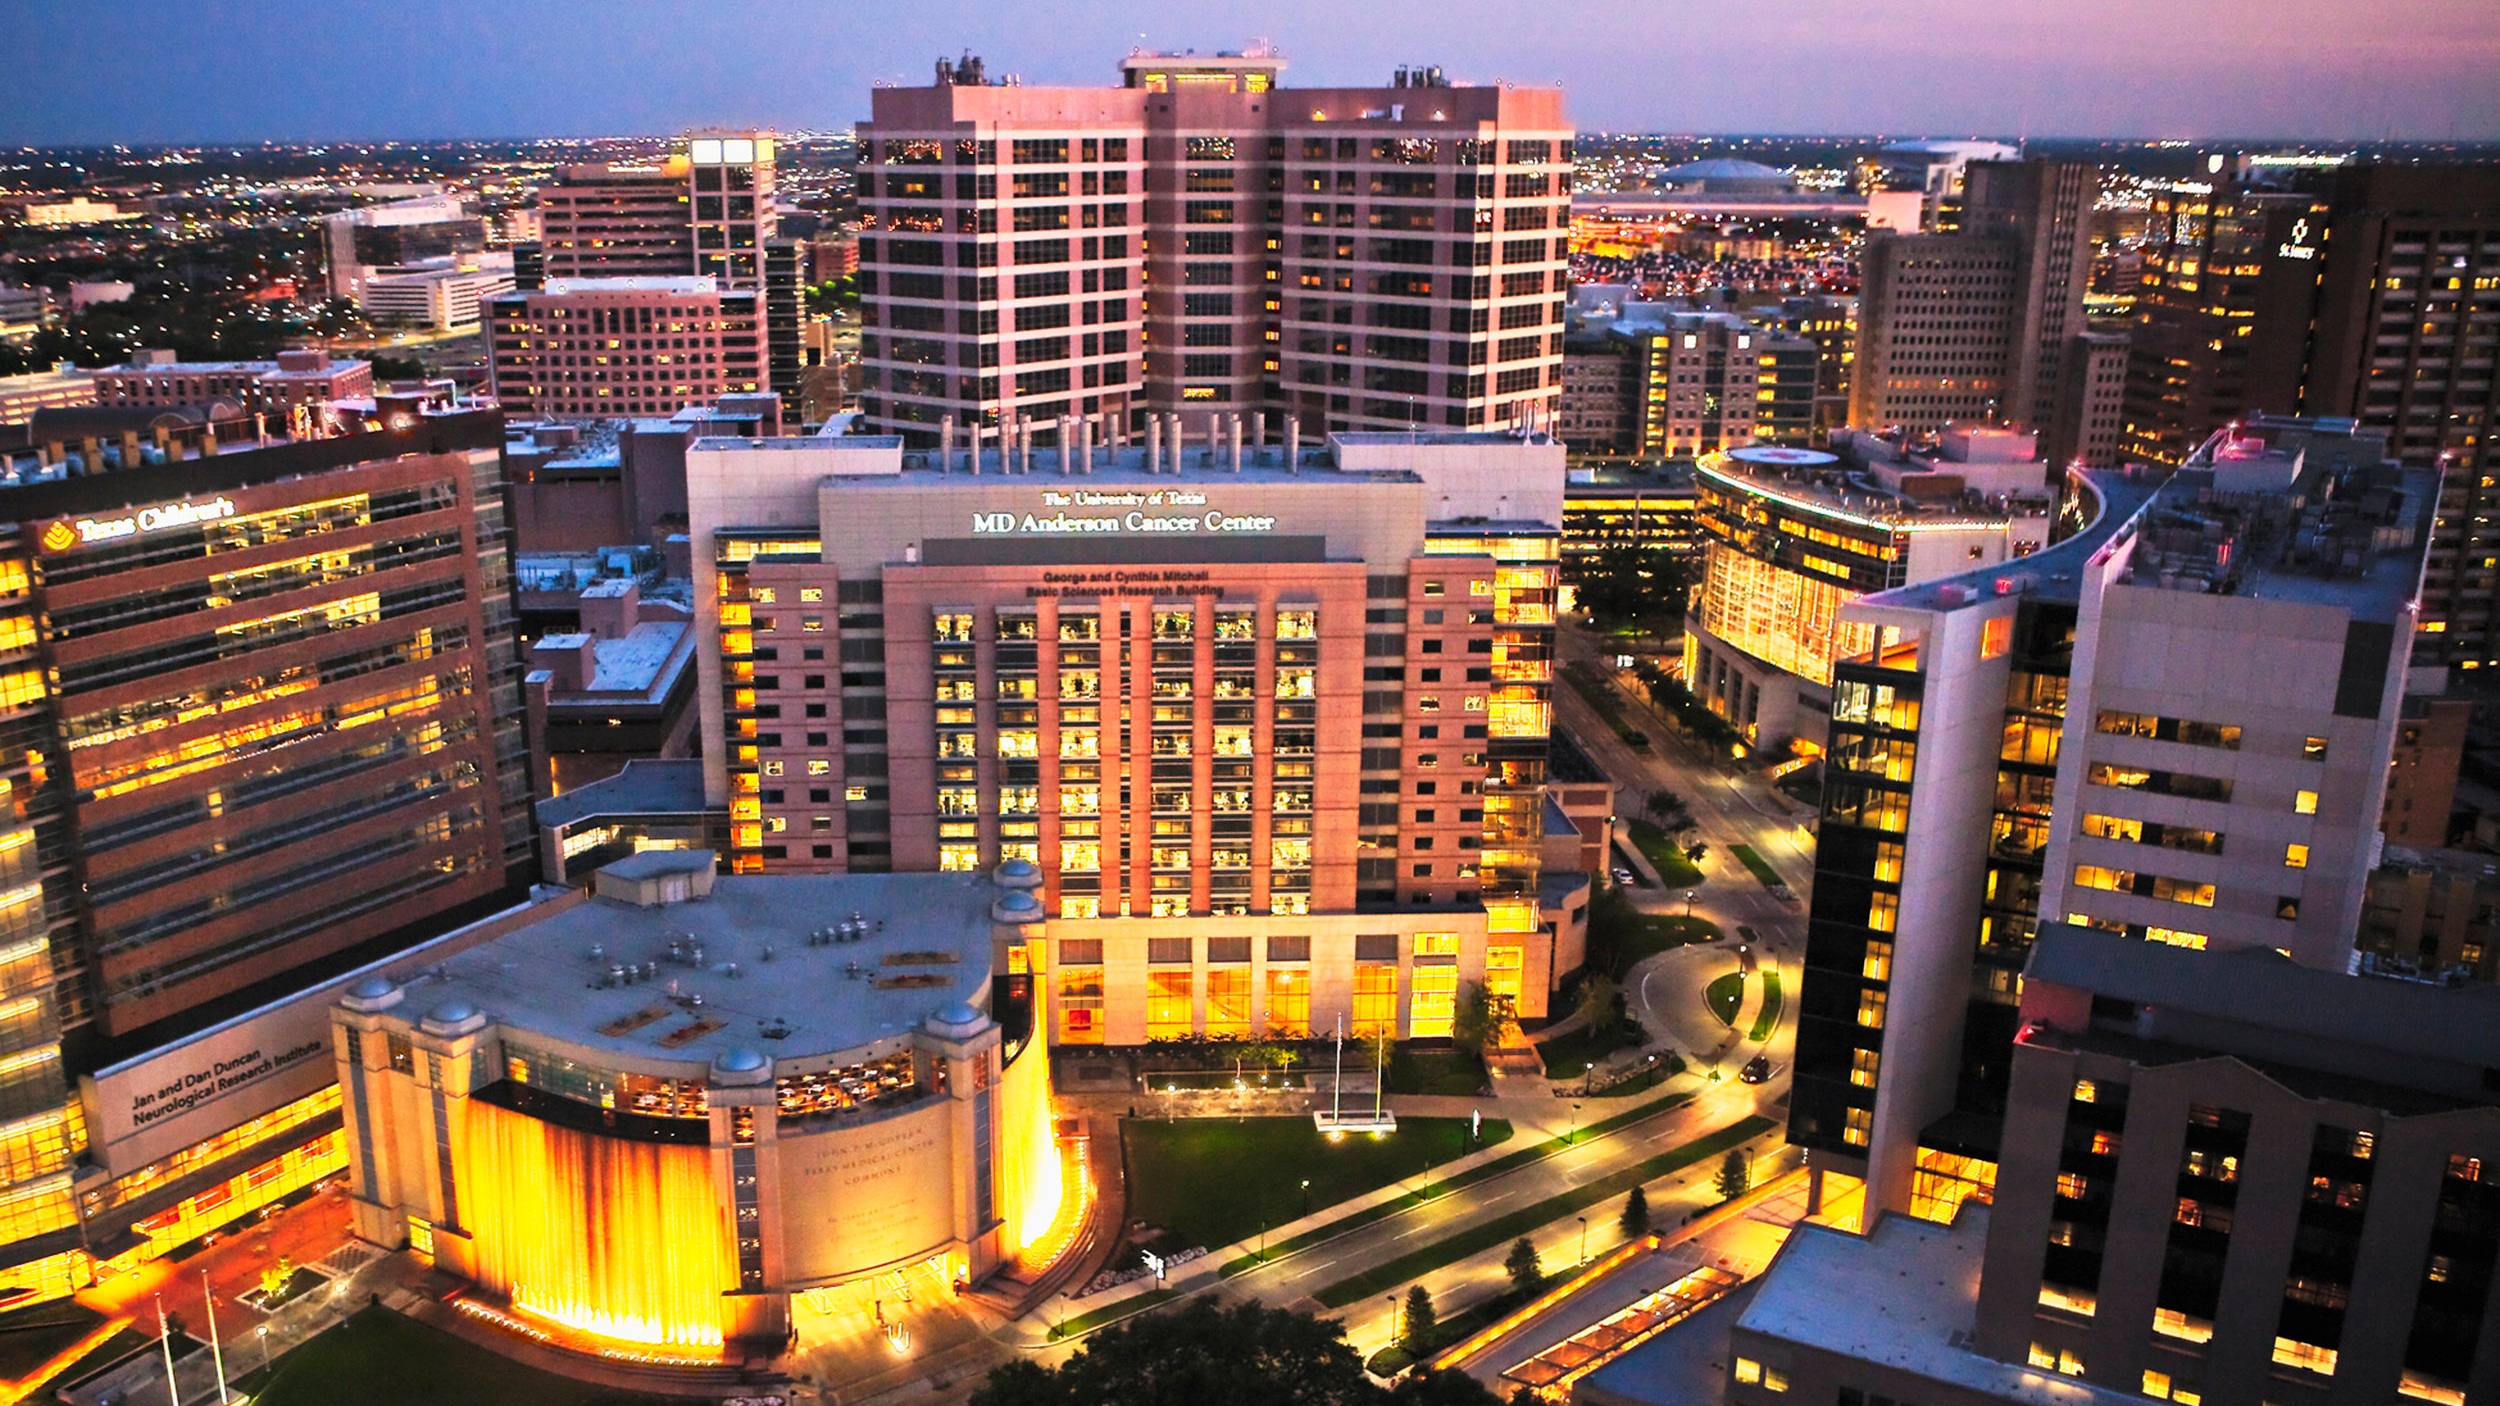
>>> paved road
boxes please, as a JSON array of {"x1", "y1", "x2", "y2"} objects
[{"x1": 1557, "y1": 622, "x2": 1807, "y2": 1085}]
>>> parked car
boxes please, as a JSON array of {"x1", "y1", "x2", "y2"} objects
[
  {"x1": 1611, "y1": 867, "x2": 1637, "y2": 886},
  {"x1": 1740, "y1": 1056, "x2": 1773, "y2": 1085}
]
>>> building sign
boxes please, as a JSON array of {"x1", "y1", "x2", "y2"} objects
[
  {"x1": 970, "y1": 487, "x2": 1278, "y2": 537},
  {"x1": 2277, "y1": 218, "x2": 2318, "y2": 262},
  {"x1": 44, "y1": 496, "x2": 236, "y2": 551},
  {"x1": 82, "y1": 975, "x2": 337, "y2": 1170}
]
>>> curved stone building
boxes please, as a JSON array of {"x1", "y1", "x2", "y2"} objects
[{"x1": 333, "y1": 851, "x2": 1056, "y2": 1350}]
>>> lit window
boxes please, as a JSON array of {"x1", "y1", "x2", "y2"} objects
[
  {"x1": 2295, "y1": 789, "x2": 2319, "y2": 814},
  {"x1": 2285, "y1": 843, "x2": 2309, "y2": 869},
  {"x1": 2153, "y1": 1308, "x2": 2213, "y2": 1342}
]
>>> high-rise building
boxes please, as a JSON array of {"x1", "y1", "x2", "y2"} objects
[
  {"x1": 1712, "y1": 927, "x2": 2500, "y2": 1406},
  {"x1": 530, "y1": 136, "x2": 806, "y2": 419},
  {"x1": 1746, "y1": 294, "x2": 1858, "y2": 435},
  {"x1": 1558, "y1": 304, "x2": 1814, "y2": 459},
  {"x1": 2288, "y1": 166, "x2": 2500, "y2": 669},
  {"x1": 485, "y1": 277, "x2": 766, "y2": 420},
  {"x1": 1852, "y1": 231, "x2": 2021, "y2": 433},
  {"x1": 1976, "y1": 930, "x2": 2500, "y2": 1405},
  {"x1": 2118, "y1": 167, "x2": 2500, "y2": 663},
  {"x1": 1558, "y1": 329, "x2": 1637, "y2": 455},
  {"x1": 2117, "y1": 181, "x2": 2324, "y2": 469},
  {"x1": 1787, "y1": 416, "x2": 2430, "y2": 1222},
  {"x1": 1684, "y1": 430, "x2": 2056, "y2": 751},
  {"x1": 0, "y1": 404, "x2": 537, "y2": 1307},
  {"x1": 678, "y1": 426, "x2": 1585, "y2": 1026},
  {"x1": 2048, "y1": 324, "x2": 2131, "y2": 470},
  {"x1": 1852, "y1": 159, "x2": 2097, "y2": 450},
  {"x1": 2382, "y1": 694, "x2": 2471, "y2": 849},
  {"x1": 537, "y1": 162, "x2": 696, "y2": 280},
  {"x1": 854, "y1": 49, "x2": 1573, "y2": 447}
]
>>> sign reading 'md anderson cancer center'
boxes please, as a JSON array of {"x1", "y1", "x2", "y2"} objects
[{"x1": 969, "y1": 488, "x2": 1278, "y2": 537}]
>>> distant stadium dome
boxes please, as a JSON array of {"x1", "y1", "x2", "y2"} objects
[{"x1": 1659, "y1": 158, "x2": 1797, "y2": 196}]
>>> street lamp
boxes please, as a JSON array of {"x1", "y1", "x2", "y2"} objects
[
  {"x1": 1684, "y1": 890, "x2": 1696, "y2": 919},
  {"x1": 1577, "y1": 1216, "x2": 1589, "y2": 1265},
  {"x1": 1301, "y1": 1179, "x2": 1311, "y2": 1218},
  {"x1": 1386, "y1": 1294, "x2": 1401, "y2": 1351},
  {"x1": 256, "y1": 1325, "x2": 270, "y2": 1373},
  {"x1": 1570, "y1": 1101, "x2": 1582, "y2": 1144}
]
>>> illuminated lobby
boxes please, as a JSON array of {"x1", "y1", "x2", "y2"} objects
[{"x1": 331, "y1": 850, "x2": 1059, "y2": 1352}]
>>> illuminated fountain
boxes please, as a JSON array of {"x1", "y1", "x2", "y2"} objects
[{"x1": 457, "y1": 1098, "x2": 735, "y2": 1348}]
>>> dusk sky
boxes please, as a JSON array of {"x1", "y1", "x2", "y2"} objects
[{"x1": 9, "y1": 0, "x2": 2498, "y2": 145}]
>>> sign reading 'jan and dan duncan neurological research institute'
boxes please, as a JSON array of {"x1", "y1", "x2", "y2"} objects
[{"x1": 970, "y1": 488, "x2": 1279, "y2": 537}]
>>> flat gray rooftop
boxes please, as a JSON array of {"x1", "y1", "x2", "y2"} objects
[
  {"x1": 1740, "y1": 1211, "x2": 2137, "y2": 1405},
  {"x1": 408, "y1": 870, "x2": 998, "y2": 1070},
  {"x1": 535, "y1": 758, "x2": 709, "y2": 828},
  {"x1": 1859, "y1": 468, "x2": 2163, "y2": 614},
  {"x1": 2029, "y1": 927, "x2": 2500, "y2": 1076}
]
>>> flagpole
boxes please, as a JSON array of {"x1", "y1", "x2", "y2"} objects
[
  {"x1": 202, "y1": 1269, "x2": 230, "y2": 1404},
  {"x1": 156, "y1": 1294, "x2": 181, "y2": 1406}
]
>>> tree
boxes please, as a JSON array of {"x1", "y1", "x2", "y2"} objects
[
  {"x1": 1575, "y1": 975, "x2": 1622, "y2": 1037},
  {"x1": 1504, "y1": 1236, "x2": 1544, "y2": 1296},
  {"x1": 1643, "y1": 788, "x2": 1694, "y2": 836},
  {"x1": 1716, "y1": 1148, "x2": 1751, "y2": 1201},
  {"x1": 1684, "y1": 841, "x2": 1709, "y2": 866},
  {"x1": 971, "y1": 1298, "x2": 1503, "y2": 1406},
  {"x1": 1400, "y1": 1285, "x2": 1437, "y2": 1354},
  {"x1": 1449, "y1": 981, "x2": 1515, "y2": 1058},
  {"x1": 1620, "y1": 1185, "x2": 1652, "y2": 1239}
]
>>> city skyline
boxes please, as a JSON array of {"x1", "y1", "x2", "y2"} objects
[{"x1": 6, "y1": 0, "x2": 2497, "y2": 146}]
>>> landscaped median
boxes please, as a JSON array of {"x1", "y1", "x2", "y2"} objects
[
  {"x1": 1747, "y1": 970, "x2": 1783, "y2": 1042},
  {"x1": 1729, "y1": 843, "x2": 1784, "y2": 888},
  {"x1": 1309, "y1": 1115, "x2": 1779, "y2": 1309}
]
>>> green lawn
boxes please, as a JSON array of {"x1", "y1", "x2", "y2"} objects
[
  {"x1": 1126, "y1": 1116, "x2": 1510, "y2": 1255},
  {"x1": 1625, "y1": 819, "x2": 1704, "y2": 886},
  {"x1": 1313, "y1": 1116, "x2": 1779, "y2": 1308},
  {"x1": 1389, "y1": 1049, "x2": 1487, "y2": 1097},
  {"x1": 1747, "y1": 971, "x2": 1783, "y2": 1042},
  {"x1": 1706, "y1": 972, "x2": 1744, "y2": 1027},
  {"x1": 1533, "y1": 1016, "x2": 1644, "y2": 1080},
  {"x1": 1729, "y1": 843, "x2": 1784, "y2": 888},
  {"x1": 253, "y1": 1308, "x2": 697, "y2": 1406},
  {"x1": 1585, "y1": 886, "x2": 1720, "y2": 979},
  {"x1": 1619, "y1": 913, "x2": 1719, "y2": 969}
]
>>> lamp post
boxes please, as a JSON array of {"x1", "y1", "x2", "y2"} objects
[
  {"x1": 1569, "y1": 1101, "x2": 1582, "y2": 1145},
  {"x1": 256, "y1": 1325, "x2": 270, "y2": 1374},
  {"x1": 1577, "y1": 1216, "x2": 1589, "y2": 1266},
  {"x1": 1386, "y1": 1294, "x2": 1401, "y2": 1351},
  {"x1": 1301, "y1": 1178, "x2": 1311, "y2": 1218},
  {"x1": 1685, "y1": 890, "x2": 1696, "y2": 919}
]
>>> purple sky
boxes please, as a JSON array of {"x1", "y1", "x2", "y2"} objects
[{"x1": 8, "y1": 0, "x2": 2497, "y2": 145}]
